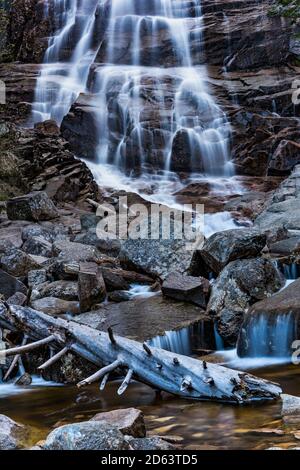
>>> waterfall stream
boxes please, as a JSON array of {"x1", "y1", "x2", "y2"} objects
[{"x1": 32, "y1": 0, "x2": 233, "y2": 179}]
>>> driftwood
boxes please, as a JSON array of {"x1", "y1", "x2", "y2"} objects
[{"x1": 0, "y1": 303, "x2": 282, "y2": 404}]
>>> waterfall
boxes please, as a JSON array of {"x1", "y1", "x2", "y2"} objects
[
  {"x1": 31, "y1": 0, "x2": 100, "y2": 124},
  {"x1": 31, "y1": 0, "x2": 233, "y2": 177},
  {"x1": 238, "y1": 313, "x2": 297, "y2": 359}
]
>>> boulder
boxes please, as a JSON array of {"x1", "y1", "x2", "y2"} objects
[
  {"x1": 91, "y1": 408, "x2": 146, "y2": 438},
  {"x1": 0, "y1": 269, "x2": 27, "y2": 300},
  {"x1": 101, "y1": 267, "x2": 130, "y2": 292},
  {"x1": 0, "y1": 248, "x2": 41, "y2": 277},
  {"x1": 7, "y1": 192, "x2": 59, "y2": 222},
  {"x1": 162, "y1": 272, "x2": 210, "y2": 308},
  {"x1": 31, "y1": 281, "x2": 78, "y2": 302},
  {"x1": 53, "y1": 240, "x2": 103, "y2": 264},
  {"x1": 208, "y1": 258, "x2": 284, "y2": 346},
  {"x1": 237, "y1": 279, "x2": 300, "y2": 357},
  {"x1": 28, "y1": 269, "x2": 48, "y2": 287},
  {"x1": 0, "y1": 415, "x2": 28, "y2": 450},
  {"x1": 200, "y1": 229, "x2": 267, "y2": 274},
  {"x1": 43, "y1": 421, "x2": 129, "y2": 450},
  {"x1": 7, "y1": 291, "x2": 27, "y2": 306},
  {"x1": 268, "y1": 140, "x2": 300, "y2": 175},
  {"x1": 22, "y1": 236, "x2": 53, "y2": 257},
  {"x1": 78, "y1": 262, "x2": 106, "y2": 312},
  {"x1": 281, "y1": 394, "x2": 300, "y2": 424},
  {"x1": 15, "y1": 373, "x2": 32, "y2": 386},
  {"x1": 31, "y1": 297, "x2": 80, "y2": 316},
  {"x1": 119, "y1": 239, "x2": 194, "y2": 279}
]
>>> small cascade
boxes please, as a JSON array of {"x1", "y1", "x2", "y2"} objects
[
  {"x1": 238, "y1": 313, "x2": 297, "y2": 358},
  {"x1": 281, "y1": 262, "x2": 300, "y2": 281},
  {"x1": 31, "y1": 0, "x2": 101, "y2": 124}
]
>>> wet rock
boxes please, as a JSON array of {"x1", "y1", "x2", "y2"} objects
[
  {"x1": 0, "y1": 268, "x2": 27, "y2": 300},
  {"x1": 101, "y1": 267, "x2": 130, "y2": 292},
  {"x1": 208, "y1": 258, "x2": 284, "y2": 346},
  {"x1": 126, "y1": 436, "x2": 175, "y2": 450},
  {"x1": 269, "y1": 236, "x2": 300, "y2": 256},
  {"x1": 34, "y1": 120, "x2": 60, "y2": 138},
  {"x1": 31, "y1": 297, "x2": 80, "y2": 316},
  {"x1": 22, "y1": 236, "x2": 53, "y2": 257},
  {"x1": 7, "y1": 192, "x2": 59, "y2": 222},
  {"x1": 31, "y1": 280, "x2": 78, "y2": 302},
  {"x1": 28, "y1": 269, "x2": 48, "y2": 287},
  {"x1": 237, "y1": 279, "x2": 300, "y2": 357},
  {"x1": 281, "y1": 394, "x2": 300, "y2": 424},
  {"x1": 162, "y1": 272, "x2": 210, "y2": 308},
  {"x1": 119, "y1": 239, "x2": 194, "y2": 279},
  {"x1": 107, "y1": 290, "x2": 132, "y2": 302},
  {"x1": 43, "y1": 421, "x2": 129, "y2": 450},
  {"x1": 0, "y1": 248, "x2": 41, "y2": 277},
  {"x1": 7, "y1": 291, "x2": 27, "y2": 306},
  {"x1": 91, "y1": 408, "x2": 146, "y2": 438},
  {"x1": 0, "y1": 415, "x2": 28, "y2": 450},
  {"x1": 200, "y1": 229, "x2": 267, "y2": 274},
  {"x1": 268, "y1": 140, "x2": 300, "y2": 175},
  {"x1": 15, "y1": 373, "x2": 32, "y2": 386},
  {"x1": 78, "y1": 262, "x2": 106, "y2": 312}
]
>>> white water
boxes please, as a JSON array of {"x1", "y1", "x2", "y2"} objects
[
  {"x1": 32, "y1": 0, "x2": 100, "y2": 124},
  {"x1": 0, "y1": 376, "x2": 62, "y2": 398}
]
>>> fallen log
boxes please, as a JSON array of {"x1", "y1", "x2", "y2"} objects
[{"x1": 0, "y1": 303, "x2": 282, "y2": 404}]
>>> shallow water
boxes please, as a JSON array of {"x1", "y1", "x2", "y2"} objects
[{"x1": 1, "y1": 363, "x2": 300, "y2": 449}]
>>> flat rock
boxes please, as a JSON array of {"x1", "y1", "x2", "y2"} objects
[
  {"x1": 91, "y1": 408, "x2": 146, "y2": 438},
  {"x1": 7, "y1": 192, "x2": 59, "y2": 221},
  {"x1": 74, "y1": 294, "x2": 210, "y2": 342},
  {"x1": 31, "y1": 297, "x2": 80, "y2": 316},
  {"x1": 162, "y1": 272, "x2": 210, "y2": 308},
  {"x1": 53, "y1": 240, "x2": 103, "y2": 264}
]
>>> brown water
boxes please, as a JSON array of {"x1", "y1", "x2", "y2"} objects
[{"x1": 1, "y1": 362, "x2": 300, "y2": 450}]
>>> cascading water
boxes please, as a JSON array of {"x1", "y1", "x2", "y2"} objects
[
  {"x1": 92, "y1": 0, "x2": 232, "y2": 176},
  {"x1": 32, "y1": 0, "x2": 101, "y2": 124},
  {"x1": 32, "y1": 0, "x2": 233, "y2": 178}
]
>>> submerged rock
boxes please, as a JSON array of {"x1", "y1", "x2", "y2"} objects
[
  {"x1": 91, "y1": 408, "x2": 146, "y2": 438},
  {"x1": 200, "y1": 229, "x2": 267, "y2": 274},
  {"x1": 208, "y1": 258, "x2": 284, "y2": 346},
  {"x1": 43, "y1": 421, "x2": 129, "y2": 450},
  {"x1": 7, "y1": 192, "x2": 59, "y2": 222},
  {"x1": 162, "y1": 272, "x2": 210, "y2": 308}
]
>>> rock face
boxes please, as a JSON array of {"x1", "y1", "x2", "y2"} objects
[
  {"x1": 91, "y1": 408, "x2": 146, "y2": 438},
  {"x1": 43, "y1": 421, "x2": 129, "y2": 451},
  {"x1": 0, "y1": 414, "x2": 28, "y2": 450},
  {"x1": 208, "y1": 258, "x2": 284, "y2": 346},
  {"x1": 200, "y1": 229, "x2": 267, "y2": 274},
  {"x1": 162, "y1": 272, "x2": 210, "y2": 308},
  {"x1": 237, "y1": 279, "x2": 300, "y2": 357},
  {"x1": 7, "y1": 192, "x2": 59, "y2": 221}
]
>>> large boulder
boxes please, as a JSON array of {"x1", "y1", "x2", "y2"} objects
[
  {"x1": 43, "y1": 421, "x2": 129, "y2": 450},
  {"x1": 200, "y1": 229, "x2": 267, "y2": 274},
  {"x1": 91, "y1": 408, "x2": 146, "y2": 438},
  {"x1": 208, "y1": 258, "x2": 284, "y2": 346},
  {"x1": 237, "y1": 279, "x2": 300, "y2": 357},
  {"x1": 0, "y1": 415, "x2": 28, "y2": 450},
  {"x1": 30, "y1": 280, "x2": 78, "y2": 302},
  {"x1": 119, "y1": 239, "x2": 194, "y2": 279},
  {"x1": 7, "y1": 192, "x2": 59, "y2": 222},
  {"x1": 162, "y1": 272, "x2": 210, "y2": 308}
]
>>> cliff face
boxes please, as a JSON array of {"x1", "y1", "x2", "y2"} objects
[{"x1": 0, "y1": 0, "x2": 299, "y2": 182}]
